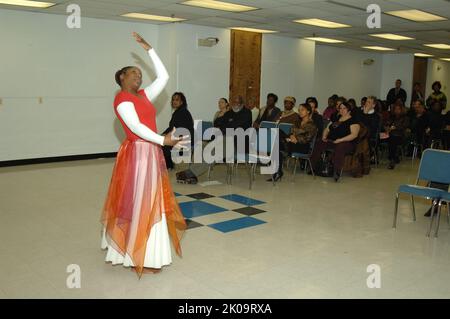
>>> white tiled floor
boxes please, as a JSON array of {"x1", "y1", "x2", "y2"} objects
[{"x1": 1, "y1": 158, "x2": 449, "y2": 298}]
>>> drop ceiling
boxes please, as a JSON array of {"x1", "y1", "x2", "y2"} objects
[{"x1": 1, "y1": 0, "x2": 449, "y2": 57}]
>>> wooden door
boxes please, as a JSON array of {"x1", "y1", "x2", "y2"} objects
[
  {"x1": 412, "y1": 57, "x2": 428, "y2": 104},
  {"x1": 229, "y1": 30, "x2": 262, "y2": 109}
]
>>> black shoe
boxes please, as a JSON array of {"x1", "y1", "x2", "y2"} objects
[
  {"x1": 388, "y1": 161, "x2": 395, "y2": 169},
  {"x1": 267, "y1": 172, "x2": 283, "y2": 182},
  {"x1": 424, "y1": 207, "x2": 439, "y2": 217},
  {"x1": 333, "y1": 170, "x2": 341, "y2": 182}
]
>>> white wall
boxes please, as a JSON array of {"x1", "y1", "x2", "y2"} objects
[
  {"x1": 313, "y1": 45, "x2": 383, "y2": 110},
  {"x1": 260, "y1": 35, "x2": 315, "y2": 108},
  {"x1": 0, "y1": 9, "x2": 161, "y2": 161},
  {"x1": 379, "y1": 53, "x2": 414, "y2": 106},
  {"x1": 425, "y1": 59, "x2": 450, "y2": 106},
  {"x1": 158, "y1": 23, "x2": 230, "y2": 125}
]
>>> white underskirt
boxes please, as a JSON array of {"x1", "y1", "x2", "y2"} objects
[{"x1": 101, "y1": 213, "x2": 172, "y2": 269}]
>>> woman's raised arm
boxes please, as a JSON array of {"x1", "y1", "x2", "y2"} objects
[{"x1": 133, "y1": 32, "x2": 169, "y2": 102}]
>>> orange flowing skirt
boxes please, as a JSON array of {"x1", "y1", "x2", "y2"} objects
[{"x1": 101, "y1": 139, "x2": 186, "y2": 277}]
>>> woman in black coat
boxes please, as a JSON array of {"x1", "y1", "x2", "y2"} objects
[{"x1": 162, "y1": 92, "x2": 194, "y2": 169}]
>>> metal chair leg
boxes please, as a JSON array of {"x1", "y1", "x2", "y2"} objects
[
  {"x1": 411, "y1": 195, "x2": 416, "y2": 221},
  {"x1": 248, "y1": 164, "x2": 253, "y2": 190},
  {"x1": 292, "y1": 158, "x2": 298, "y2": 181},
  {"x1": 308, "y1": 159, "x2": 315, "y2": 178},
  {"x1": 434, "y1": 200, "x2": 443, "y2": 238},
  {"x1": 427, "y1": 199, "x2": 438, "y2": 237},
  {"x1": 447, "y1": 202, "x2": 450, "y2": 229},
  {"x1": 393, "y1": 193, "x2": 399, "y2": 228}
]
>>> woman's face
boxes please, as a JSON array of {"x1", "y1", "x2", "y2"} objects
[
  {"x1": 122, "y1": 67, "x2": 142, "y2": 90},
  {"x1": 218, "y1": 99, "x2": 228, "y2": 111},
  {"x1": 284, "y1": 100, "x2": 294, "y2": 111},
  {"x1": 393, "y1": 105, "x2": 402, "y2": 116},
  {"x1": 171, "y1": 94, "x2": 183, "y2": 109},
  {"x1": 299, "y1": 106, "x2": 310, "y2": 119},
  {"x1": 433, "y1": 84, "x2": 440, "y2": 92},
  {"x1": 339, "y1": 105, "x2": 350, "y2": 117}
]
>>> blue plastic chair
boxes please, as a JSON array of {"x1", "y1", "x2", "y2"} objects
[
  {"x1": 201, "y1": 121, "x2": 214, "y2": 141},
  {"x1": 228, "y1": 128, "x2": 278, "y2": 189},
  {"x1": 434, "y1": 191, "x2": 450, "y2": 238},
  {"x1": 393, "y1": 149, "x2": 450, "y2": 236},
  {"x1": 260, "y1": 121, "x2": 277, "y2": 130},
  {"x1": 278, "y1": 122, "x2": 293, "y2": 136},
  {"x1": 290, "y1": 134, "x2": 317, "y2": 180}
]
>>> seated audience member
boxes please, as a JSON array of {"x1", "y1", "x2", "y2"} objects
[
  {"x1": 348, "y1": 98, "x2": 362, "y2": 121},
  {"x1": 361, "y1": 96, "x2": 381, "y2": 143},
  {"x1": 379, "y1": 100, "x2": 390, "y2": 124},
  {"x1": 331, "y1": 96, "x2": 346, "y2": 122},
  {"x1": 385, "y1": 104, "x2": 409, "y2": 170},
  {"x1": 310, "y1": 102, "x2": 360, "y2": 182},
  {"x1": 409, "y1": 99, "x2": 429, "y2": 148},
  {"x1": 426, "y1": 81, "x2": 447, "y2": 112},
  {"x1": 360, "y1": 97, "x2": 367, "y2": 110},
  {"x1": 215, "y1": 95, "x2": 252, "y2": 132},
  {"x1": 178, "y1": 96, "x2": 252, "y2": 181},
  {"x1": 213, "y1": 98, "x2": 230, "y2": 122},
  {"x1": 426, "y1": 99, "x2": 445, "y2": 146},
  {"x1": 323, "y1": 95, "x2": 338, "y2": 121},
  {"x1": 162, "y1": 92, "x2": 194, "y2": 170},
  {"x1": 272, "y1": 103, "x2": 317, "y2": 182},
  {"x1": 254, "y1": 93, "x2": 281, "y2": 128},
  {"x1": 306, "y1": 96, "x2": 324, "y2": 137},
  {"x1": 276, "y1": 96, "x2": 300, "y2": 127}
]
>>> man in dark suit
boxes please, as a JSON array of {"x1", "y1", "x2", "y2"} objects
[{"x1": 386, "y1": 79, "x2": 407, "y2": 107}]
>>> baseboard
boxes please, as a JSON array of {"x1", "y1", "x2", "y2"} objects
[{"x1": 0, "y1": 152, "x2": 117, "y2": 168}]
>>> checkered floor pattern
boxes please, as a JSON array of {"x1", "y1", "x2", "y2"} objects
[{"x1": 174, "y1": 192, "x2": 267, "y2": 233}]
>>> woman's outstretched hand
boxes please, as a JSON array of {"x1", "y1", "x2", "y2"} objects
[
  {"x1": 132, "y1": 32, "x2": 152, "y2": 51},
  {"x1": 163, "y1": 127, "x2": 190, "y2": 149}
]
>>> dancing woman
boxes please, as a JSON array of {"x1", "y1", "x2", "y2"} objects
[{"x1": 101, "y1": 32, "x2": 187, "y2": 276}]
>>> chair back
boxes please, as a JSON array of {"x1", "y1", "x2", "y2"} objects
[
  {"x1": 201, "y1": 121, "x2": 214, "y2": 141},
  {"x1": 260, "y1": 121, "x2": 277, "y2": 129},
  {"x1": 417, "y1": 149, "x2": 450, "y2": 185},
  {"x1": 278, "y1": 122, "x2": 293, "y2": 135}
]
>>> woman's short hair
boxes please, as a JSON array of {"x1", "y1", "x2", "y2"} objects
[
  {"x1": 306, "y1": 97, "x2": 318, "y2": 108},
  {"x1": 115, "y1": 66, "x2": 134, "y2": 87},
  {"x1": 432, "y1": 81, "x2": 442, "y2": 90},
  {"x1": 267, "y1": 93, "x2": 278, "y2": 103}
]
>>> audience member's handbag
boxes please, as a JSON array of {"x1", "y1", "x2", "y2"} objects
[{"x1": 176, "y1": 169, "x2": 198, "y2": 184}]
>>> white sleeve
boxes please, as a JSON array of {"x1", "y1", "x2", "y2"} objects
[
  {"x1": 143, "y1": 48, "x2": 169, "y2": 102},
  {"x1": 117, "y1": 101, "x2": 165, "y2": 146}
]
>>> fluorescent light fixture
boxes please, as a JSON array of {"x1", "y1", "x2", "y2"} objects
[
  {"x1": 181, "y1": 0, "x2": 257, "y2": 12},
  {"x1": 0, "y1": 0, "x2": 55, "y2": 8},
  {"x1": 370, "y1": 33, "x2": 414, "y2": 40},
  {"x1": 414, "y1": 53, "x2": 434, "y2": 57},
  {"x1": 441, "y1": 58, "x2": 450, "y2": 62},
  {"x1": 293, "y1": 18, "x2": 351, "y2": 28},
  {"x1": 121, "y1": 13, "x2": 186, "y2": 22},
  {"x1": 385, "y1": 9, "x2": 446, "y2": 22},
  {"x1": 231, "y1": 27, "x2": 278, "y2": 34},
  {"x1": 362, "y1": 46, "x2": 396, "y2": 51},
  {"x1": 304, "y1": 37, "x2": 346, "y2": 43},
  {"x1": 424, "y1": 43, "x2": 450, "y2": 50}
]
